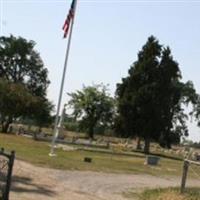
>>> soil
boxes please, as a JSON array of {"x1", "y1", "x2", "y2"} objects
[{"x1": 10, "y1": 160, "x2": 200, "y2": 200}]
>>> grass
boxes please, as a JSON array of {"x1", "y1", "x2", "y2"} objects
[
  {"x1": 0, "y1": 133, "x2": 200, "y2": 177},
  {"x1": 134, "y1": 188, "x2": 200, "y2": 200}
]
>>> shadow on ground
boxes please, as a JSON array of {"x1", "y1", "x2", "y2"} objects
[{"x1": 11, "y1": 175, "x2": 56, "y2": 197}]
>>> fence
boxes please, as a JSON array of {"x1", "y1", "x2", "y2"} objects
[
  {"x1": 0, "y1": 148, "x2": 15, "y2": 200},
  {"x1": 180, "y1": 159, "x2": 200, "y2": 193}
]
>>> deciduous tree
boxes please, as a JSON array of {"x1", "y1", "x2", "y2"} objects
[
  {"x1": 68, "y1": 84, "x2": 115, "y2": 138},
  {"x1": 0, "y1": 35, "x2": 51, "y2": 132}
]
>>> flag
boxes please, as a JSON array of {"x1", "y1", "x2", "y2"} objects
[{"x1": 62, "y1": 0, "x2": 76, "y2": 38}]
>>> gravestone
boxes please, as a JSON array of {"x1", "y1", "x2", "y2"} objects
[
  {"x1": 146, "y1": 156, "x2": 160, "y2": 165},
  {"x1": 84, "y1": 157, "x2": 92, "y2": 163}
]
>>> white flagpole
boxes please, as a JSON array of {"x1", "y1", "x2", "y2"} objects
[{"x1": 49, "y1": 0, "x2": 78, "y2": 156}]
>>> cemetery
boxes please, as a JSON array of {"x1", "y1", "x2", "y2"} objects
[{"x1": 0, "y1": 0, "x2": 200, "y2": 199}]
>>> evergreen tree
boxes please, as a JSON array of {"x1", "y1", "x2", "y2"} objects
[{"x1": 115, "y1": 36, "x2": 197, "y2": 153}]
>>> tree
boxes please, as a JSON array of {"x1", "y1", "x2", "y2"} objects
[
  {"x1": 115, "y1": 36, "x2": 197, "y2": 153},
  {"x1": 0, "y1": 79, "x2": 37, "y2": 132},
  {"x1": 30, "y1": 98, "x2": 54, "y2": 129},
  {"x1": 159, "y1": 81, "x2": 197, "y2": 148},
  {"x1": 193, "y1": 94, "x2": 200, "y2": 130},
  {"x1": 0, "y1": 35, "x2": 51, "y2": 132},
  {"x1": 68, "y1": 84, "x2": 115, "y2": 139},
  {"x1": 0, "y1": 78, "x2": 53, "y2": 132}
]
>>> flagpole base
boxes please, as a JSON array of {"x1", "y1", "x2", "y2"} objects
[
  {"x1": 49, "y1": 152, "x2": 57, "y2": 157},
  {"x1": 49, "y1": 145, "x2": 57, "y2": 157}
]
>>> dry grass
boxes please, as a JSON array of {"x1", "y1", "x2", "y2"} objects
[
  {"x1": 0, "y1": 134, "x2": 183, "y2": 175},
  {"x1": 157, "y1": 191, "x2": 186, "y2": 200},
  {"x1": 1, "y1": 133, "x2": 200, "y2": 179},
  {"x1": 137, "y1": 188, "x2": 200, "y2": 200}
]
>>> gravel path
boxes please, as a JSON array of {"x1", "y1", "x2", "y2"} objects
[{"x1": 9, "y1": 160, "x2": 200, "y2": 200}]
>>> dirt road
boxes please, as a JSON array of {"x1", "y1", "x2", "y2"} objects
[{"x1": 10, "y1": 160, "x2": 200, "y2": 200}]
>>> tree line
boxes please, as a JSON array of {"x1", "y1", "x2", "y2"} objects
[
  {"x1": 66, "y1": 36, "x2": 200, "y2": 154},
  {"x1": 1, "y1": 35, "x2": 200, "y2": 154}
]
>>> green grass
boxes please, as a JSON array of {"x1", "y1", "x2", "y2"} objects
[
  {"x1": 0, "y1": 133, "x2": 200, "y2": 177},
  {"x1": 133, "y1": 188, "x2": 200, "y2": 200}
]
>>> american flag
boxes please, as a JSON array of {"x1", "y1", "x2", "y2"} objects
[{"x1": 62, "y1": 0, "x2": 76, "y2": 38}]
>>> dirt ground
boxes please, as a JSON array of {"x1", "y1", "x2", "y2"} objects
[{"x1": 10, "y1": 160, "x2": 200, "y2": 200}]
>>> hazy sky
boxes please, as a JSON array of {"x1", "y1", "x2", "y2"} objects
[{"x1": 1, "y1": 0, "x2": 200, "y2": 141}]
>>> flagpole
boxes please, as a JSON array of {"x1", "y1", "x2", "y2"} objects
[{"x1": 49, "y1": 0, "x2": 78, "y2": 156}]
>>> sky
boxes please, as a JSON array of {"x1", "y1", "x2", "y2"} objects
[{"x1": 1, "y1": 0, "x2": 200, "y2": 141}]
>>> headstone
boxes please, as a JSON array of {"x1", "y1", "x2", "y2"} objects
[
  {"x1": 84, "y1": 157, "x2": 92, "y2": 163},
  {"x1": 196, "y1": 154, "x2": 200, "y2": 161},
  {"x1": 146, "y1": 156, "x2": 160, "y2": 165}
]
